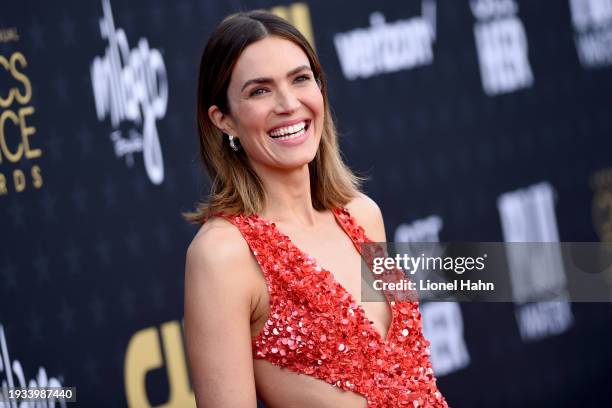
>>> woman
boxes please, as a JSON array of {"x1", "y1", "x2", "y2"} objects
[{"x1": 184, "y1": 10, "x2": 448, "y2": 408}]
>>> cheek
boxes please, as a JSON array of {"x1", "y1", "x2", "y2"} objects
[
  {"x1": 235, "y1": 105, "x2": 269, "y2": 134},
  {"x1": 304, "y1": 90, "x2": 325, "y2": 119}
]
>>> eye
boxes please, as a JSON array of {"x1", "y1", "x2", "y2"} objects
[
  {"x1": 294, "y1": 74, "x2": 311, "y2": 83},
  {"x1": 249, "y1": 87, "x2": 269, "y2": 97}
]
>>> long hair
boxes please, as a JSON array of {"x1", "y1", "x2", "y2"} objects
[{"x1": 184, "y1": 10, "x2": 364, "y2": 223}]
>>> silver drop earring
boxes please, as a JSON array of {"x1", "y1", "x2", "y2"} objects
[{"x1": 228, "y1": 135, "x2": 240, "y2": 151}]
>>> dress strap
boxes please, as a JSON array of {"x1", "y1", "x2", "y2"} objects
[
  {"x1": 331, "y1": 207, "x2": 370, "y2": 255},
  {"x1": 332, "y1": 207, "x2": 415, "y2": 303}
]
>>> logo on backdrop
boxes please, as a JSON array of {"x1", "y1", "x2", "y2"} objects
[
  {"x1": 590, "y1": 167, "x2": 612, "y2": 299},
  {"x1": 393, "y1": 215, "x2": 471, "y2": 376},
  {"x1": 470, "y1": 0, "x2": 534, "y2": 96},
  {"x1": 270, "y1": 2, "x2": 315, "y2": 48},
  {"x1": 569, "y1": 0, "x2": 612, "y2": 68},
  {"x1": 0, "y1": 27, "x2": 44, "y2": 197},
  {"x1": 497, "y1": 182, "x2": 573, "y2": 341},
  {"x1": 591, "y1": 167, "x2": 612, "y2": 242},
  {"x1": 0, "y1": 324, "x2": 66, "y2": 407},
  {"x1": 124, "y1": 320, "x2": 195, "y2": 407},
  {"x1": 91, "y1": 0, "x2": 168, "y2": 185},
  {"x1": 333, "y1": 0, "x2": 437, "y2": 80}
]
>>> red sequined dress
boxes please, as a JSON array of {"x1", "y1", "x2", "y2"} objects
[{"x1": 211, "y1": 207, "x2": 448, "y2": 407}]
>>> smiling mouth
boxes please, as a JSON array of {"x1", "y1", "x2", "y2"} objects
[{"x1": 268, "y1": 120, "x2": 311, "y2": 141}]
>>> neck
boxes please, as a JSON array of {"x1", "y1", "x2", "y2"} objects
[{"x1": 255, "y1": 163, "x2": 320, "y2": 228}]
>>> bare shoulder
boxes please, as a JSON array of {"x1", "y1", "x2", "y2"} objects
[
  {"x1": 185, "y1": 216, "x2": 256, "y2": 294},
  {"x1": 344, "y1": 192, "x2": 386, "y2": 242}
]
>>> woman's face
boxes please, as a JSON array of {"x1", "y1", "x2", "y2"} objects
[{"x1": 221, "y1": 36, "x2": 324, "y2": 172}]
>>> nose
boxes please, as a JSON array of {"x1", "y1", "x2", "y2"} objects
[{"x1": 273, "y1": 85, "x2": 300, "y2": 114}]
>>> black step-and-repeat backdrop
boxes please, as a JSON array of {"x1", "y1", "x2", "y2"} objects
[{"x1": 1, "y1": 0, "x2": 611, "y2": 407}]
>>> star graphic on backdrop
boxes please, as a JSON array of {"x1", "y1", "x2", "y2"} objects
[
  {"x1": 124, "y1": 228, "x2": 143, "y2": 258},
  {"x1": 59, "y1": 300, "x2": 75, "y2": 333},
  {"x1": 432, "y1": 152, "x2": 450, "y2": 180},
  {"x1": 455, "y1": 147, "x2": 472, "y2": 173},
  {"x1": 177, "y1": 269, "x2": 184, "y2": 295},
  {"x1": 82, "y1": 73, "x2": 93, "y2": 102},
  {"x1": 475, "y1": 189, "x2": 489, "y2": 215},
  {"x1": 69, "y1": 183, "x2": 91, "y2": 219},
  {"x1": 1, "y1": 258, "x2": 17, "y2": 290},
  {"x1": 71, "y1": 183, "x2": 87, "y2": 215},
  {"x1": 409, "y1": 158, "x2": 426, "y2": 186},
  {"x1": 87, "y1": 14, "x2": 99, "y2": 39},
  {"x1": 114, "y1": 351, "x2": 125, "y2": 384},
  {"x1": 165, "y1": 114, "x2": 181, "y2": 139},
  {"x1": 457, "y1": 95, "x2": 474, "y2": 125},
  {"x1": 172, "y1": 53, "x2": 187, "y2": 84},
  {"x1": 386, "y1": 163, "x2": 405, "y2": 193},
  {"x1": 46, "y1": 129, "x2": 63, "y2": 162},
  {"x1": 101, "y1": 177, "x2": 118, "y2": 208},
  {"x1": 7, "y1": 197, "x2": 25, "y2": 230},
  {"x1": 452, "y1": 194, "x2": 469, "y2": 224},
  {"x1": 118, "y1": 10, "x2": 135, "y2": 36},
  {"x1": 163, "y1": 166, "x2": 177, "y2": 196},
  {"x1": 120, "y1": 286, "x2": 136, "y2": 317},
  {"x1": 412, "y1": 108, "x2": 430, "y2": 132},
  {"x1": 83, "y1": 356, "x2": 100, "y2": 388},
  {"x1": 59, "y1": 13, "x2": 76, "y2": 46},
  {"x1": 199, "y1": 0, "x2": 218, "y2": 20},
  {"x1": 0, "y1": 42, "x2": 13, "y2": 56},
  {"x1": 177, "y1": 0, "x2": 193, "y2": 25},
  {"x1": 33, "y1": 250, "x2": 51, "y2": 284},
  {"x1": 155, "y1": 223, "x2": 171, "y2": 252},
  {"x1": 438, "y1": 105, "x2": 454, "y2": 128},
  {"x1": 26, "y1": 311, "x2": 43, "y2": 343},
  {"x1": 52, "y1": 71, "x2": 69, "y2": 103},
  {"x1": 88, "y1": 295, "x2": 107, "y2": 326},
  {"x1": 131, "y1": 175, "x2": 147, "y2": 201},
  {"x1": 364, "y1": 118, "x2": 378, "y2": 145},
  {"x1": 95, "y1": 237, "x2": 112, "y2": 265},
  {"x1": 477, "y1": 141, "x2": 495, "y2": 168},
  {"x1": 520, "y1": 131, "x2": 536, "y2": 157},
  {"x1": 148, "y1": 277, "x2": 164, "y2": 310},
  {"x1": 40, "y1": 190, "x2": 58, "y2": 223},
  {"x1": 28, "y1": 18, "x2": 45, "y2": 49},
  {"x1": 64, "y1": 240, "x2": 81, "y2": 275},
  {"x1": 149, "y1": 1, "x2": 165, "y2": 28}
]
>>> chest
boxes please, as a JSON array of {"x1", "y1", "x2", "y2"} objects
[{"x1": 250, "y1": 219, "x2": 391, "y2": 340}]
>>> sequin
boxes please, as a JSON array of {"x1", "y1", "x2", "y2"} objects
[{"x1": 210, "y1": 207, "x2": 449, "y2": 407}]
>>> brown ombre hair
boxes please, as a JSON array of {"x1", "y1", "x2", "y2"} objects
[{"x1": 184, "y1": 10, "x2": 363, "y2": 223}]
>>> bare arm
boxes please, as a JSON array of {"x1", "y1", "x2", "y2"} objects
[{"x1": 184, "y1": 219, "x2": 258, "y2": 408}]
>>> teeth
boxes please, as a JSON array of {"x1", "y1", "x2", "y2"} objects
[
  {"x1": 274, "y1": 128, "x2": 306, "y2": 141},
  {"x1": 269, "y1": 121, "x2": 307, "y2": 137}
]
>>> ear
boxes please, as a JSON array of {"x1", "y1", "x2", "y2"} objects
[{"x1": 208, "y1": 105, "x2": 237, "y2": 136}]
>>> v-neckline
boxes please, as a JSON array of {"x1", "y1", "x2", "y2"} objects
[{"x1": 249, "y1": 208, "x2": 395, "y2": 343}]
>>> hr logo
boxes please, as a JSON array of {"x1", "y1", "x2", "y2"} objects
[
  {"x1": 91, "y1": 0, "x2": 168, "y2": 185},
  {"x1": 470, "y1": 0, "x2": 534, "y2": 96}
]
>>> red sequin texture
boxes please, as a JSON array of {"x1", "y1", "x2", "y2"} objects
[{"x1": 216, "y1": 207, "x2": 449, "y2": 407}]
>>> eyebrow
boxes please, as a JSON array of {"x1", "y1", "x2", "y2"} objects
[{"x1": 240, "y1": 65, "x2": 312, "y2": 92}]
